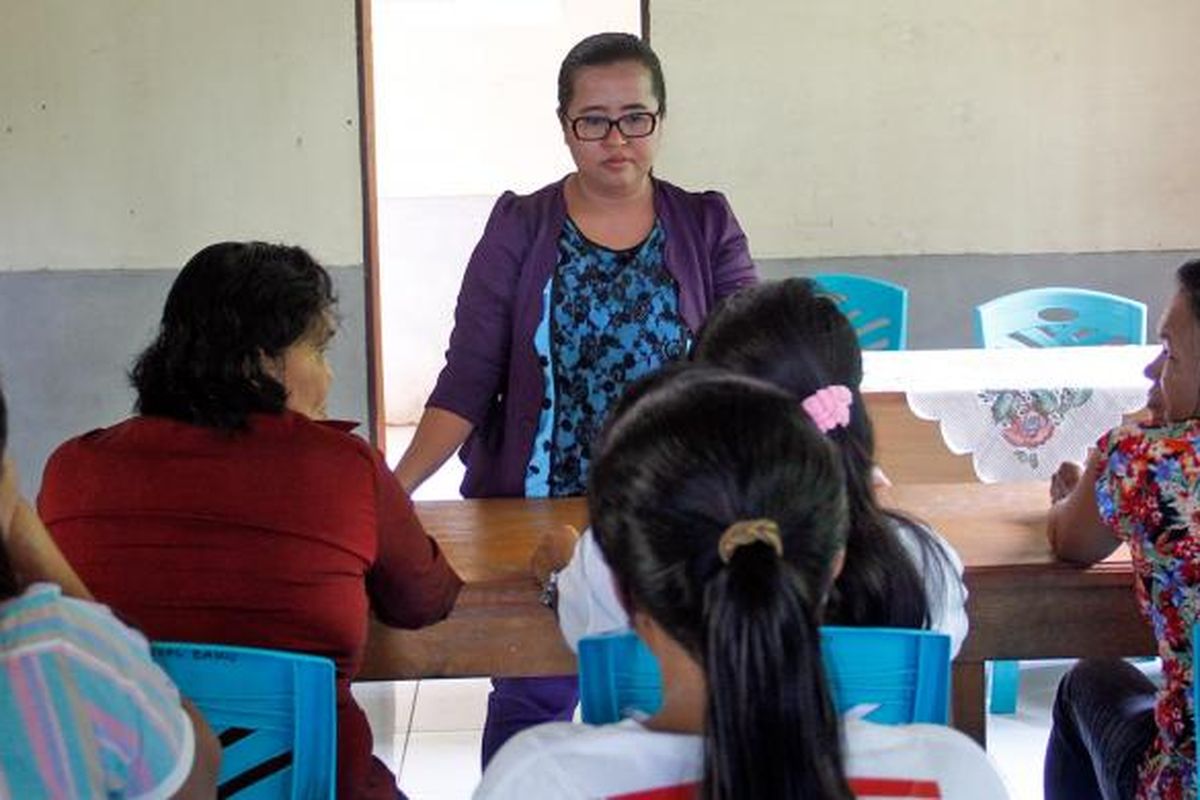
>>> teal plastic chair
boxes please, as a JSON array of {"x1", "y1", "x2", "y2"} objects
[
  {"x1": 977, "y1": 288, "x2": 1145, "y2": 713},
  {"x1": 973, "y1": 287, "x2": 1147, "y2": 348},
  {"x1": 813, "y1": 274, "x2": 910, "y2": 350},
  {"x1": 578, "y1": 626, "x2": 950, "y2": 726},
  {"x1": 151, "y1": 642, "x2": 337, "y2": 800}
]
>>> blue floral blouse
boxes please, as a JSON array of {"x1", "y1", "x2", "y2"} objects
[{"x1": 525, "y1": 218, "x2": 689, "y2": 497}]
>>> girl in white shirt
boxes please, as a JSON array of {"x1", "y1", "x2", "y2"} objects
[
  {"x1": 479, "y1": 367, "x2": 1007, "y2": 800},
  {"x1": 544, "y1": 278, "x2": 968, "y2": 656}
]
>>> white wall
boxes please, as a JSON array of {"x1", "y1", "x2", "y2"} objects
[
  {"x1": 0, "y1": 2, "x2": 369, "y2": 488},
  {"x1": 374, "y1": 0, "x2": 641, "y2": 423},
  {"x1": 651, "y1": 0, "x2": 1200, "y2": 258},
  {"x1": 0, "y1": 1, "x2": 363, "y2": 270}
]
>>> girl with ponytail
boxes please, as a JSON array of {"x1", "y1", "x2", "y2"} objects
[
  {"x1": 477, "y1": 367, "x2": 1007, "y2": 799},
  {"x1": 691, "y1": 277, "x2": 965, "y2": 641},
  {"x1": 545, "y1": 278, "x2": 967, "y2": 658}
]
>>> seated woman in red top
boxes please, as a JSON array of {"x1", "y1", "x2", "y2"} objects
[{"x1": 39, "y1": 241, "x2": 463, "y2": 800}]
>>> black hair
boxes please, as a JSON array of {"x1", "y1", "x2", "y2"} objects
[
  {"x1": 0, "y1": 382, "x2": 19, "y2": 600},
  {"x1": 557, "y1": 32, "x2": 666, "y2": 117},
  {"x1": 131, "y1": 241, "x2": 335, "y2": 431},
  {"x1": 692, "y1": 278, "x2": 952, "y2": 631},
  {"x1": 1176, "y1": 258, "x2": 1200, "y2": 323},
  {"x1": 590, "y1": 366, "x2": 854, "y2": 800}
]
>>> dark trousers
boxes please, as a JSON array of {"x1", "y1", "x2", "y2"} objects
[
  {"x1": 480, "y1": 675, "x2": 579, "y2": 767},
  {"x1": 1044, "y1": 658, "x2": 1158, "y2": 800}
]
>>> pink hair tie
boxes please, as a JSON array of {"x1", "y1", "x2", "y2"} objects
[{"x1": 801, "y1": 385, "x2": 853, "y2": 433}]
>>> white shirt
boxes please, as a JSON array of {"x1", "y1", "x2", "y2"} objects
[
  {"x1": 475, "y1": 716, "x2": 1011, "y2": 799},
  {"x1": 557, "y1": 520, "x2": 969, "y2": 657}
]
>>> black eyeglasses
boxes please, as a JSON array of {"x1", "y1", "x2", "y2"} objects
[{"x1": 567, "y1": 111, "x2": 660, "y2": 141}]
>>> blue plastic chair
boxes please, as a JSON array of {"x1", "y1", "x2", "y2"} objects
[
  {"x1": 973, "y1": 287, "x2": 1147, "y2": 349},
  {"x1": 578, "y1": 626, "x2": 950, "y2": 726},
  {"x1": 977, "y1": 288, "x2": 1146, "y2": 714},
  {"x1": 151, "y1": 642, "x2": 337, "y2": 800},
  {"x1": 813, "y1": 274, "x2": 910, "y2": 351}
]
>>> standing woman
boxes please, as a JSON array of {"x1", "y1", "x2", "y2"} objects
[{"x1": 395, "y1": 32, "x2": 756, "y2": 761}]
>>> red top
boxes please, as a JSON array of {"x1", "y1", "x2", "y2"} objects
[{"x1": 39, "y1": 412, "x2": 463, "y2": 800}]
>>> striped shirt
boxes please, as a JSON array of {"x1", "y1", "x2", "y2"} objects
[{"x1": 0, "y1": 583, "x2": 194, "y2": 799}]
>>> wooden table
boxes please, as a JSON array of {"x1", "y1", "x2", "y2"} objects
[{"x1": 358, "y1": 484, "x2": 1154, "y2": 748}]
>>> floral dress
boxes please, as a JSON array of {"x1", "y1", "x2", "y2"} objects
[
  {"x1": 1095, "y1": 419, "x2": 1200, "y2": 800},
  {"x1": 525, "y1": 218, "x2": 689, "y2": 498}
]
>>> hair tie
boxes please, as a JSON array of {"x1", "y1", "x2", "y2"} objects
[
  {"x1": 717, "y1": 519, "x2": 784, "y2": 563},
  {"x1": 801, "y1": 385, "x2": 853, "y2": 433}
]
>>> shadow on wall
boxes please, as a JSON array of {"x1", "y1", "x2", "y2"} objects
[
  {"x1": 761, "y1": 250, "x2": 1199, "y2": 350},
  {"x1": 0, "y1": 266, "x2": 367, "y2": 496}
]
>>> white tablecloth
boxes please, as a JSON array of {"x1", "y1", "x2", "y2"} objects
[{"x1": 862, "y1": 346, "x2": 1155, "y2": 481}]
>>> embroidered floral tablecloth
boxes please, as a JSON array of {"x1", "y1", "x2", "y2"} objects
[{"x1": 862, "y1": 346, "x2": 1155, "y2": 482}]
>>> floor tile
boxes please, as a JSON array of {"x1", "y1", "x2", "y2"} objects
[
  {"x1": 411, "y1": 677, "x2": 492, "y2": 733},
  {"x1": 399, "y1": 730, "x2": 483, "y2": 800},
  {"x1": 352, "y1": 680, "x2": 418, "y2": 740}
]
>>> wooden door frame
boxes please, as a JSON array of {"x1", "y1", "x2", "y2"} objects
[
  {"x1": 356, "y1": 1, "x2": 653, "y2": 453},
  {"x1": 355, "y1": 0, "x2": 385, "y2": 449}
]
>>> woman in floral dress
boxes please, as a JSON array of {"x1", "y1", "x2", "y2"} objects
[{"x1": 1046, "y1": 258, "x2": 1200, "y2": 799}]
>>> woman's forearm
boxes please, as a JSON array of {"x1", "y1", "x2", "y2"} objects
[
  {"x1": 7, "y1": 500, "x2": 92, "y2": 599},
  {"x1": 394, "y1": 407, "x2": 475, "y2": 493}
]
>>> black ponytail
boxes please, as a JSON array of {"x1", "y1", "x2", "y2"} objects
[
  {"x1": 591, "y1": 366, "x2": 854, "y2": 800},
  {"x1": 704, "y1": 544, "x2": 848, "y2": 799}
]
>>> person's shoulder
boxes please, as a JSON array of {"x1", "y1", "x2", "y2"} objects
[
  {"x1": 491, "y1": 178, "x2": 567, "y2": 218},
  {"x1": 844, "y1": 719, "x2": 1008, "y2": 799},
  {"x1": 653, "y1": 178, "x2": 737, "y2": 232},
  {"x1": 1101, "y1": 418, "x2": 1200, "y2": 465},
  {"x1": 44, "y1": 416, "x2": 144, "y2": 464},
  {"x1": 477, "y1": 720, "x2": 701, "y2": 800},
  {"x1": 653, "y1": 177, "x2": 730, "y2": 207},
  {"x1": 475, "y1": 722, "x2": 593, "y2": 798},
  {"x1": 3, "y1": 582, "x2": 150, "y2": 652}
]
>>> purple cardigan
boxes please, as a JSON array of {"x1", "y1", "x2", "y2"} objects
[{"x1": 428, "y1": 176, "x2": 758, "y2": 497}]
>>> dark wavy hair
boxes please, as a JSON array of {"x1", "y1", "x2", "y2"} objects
[
  {"x1": 0, "y1": 382, "x2": 19, "y2": 600},
  {"x1": 131, "y1": 241, "x2": 335, "y2": 431},
  {"x1": 1177, "y1": 258, "x2": 1200, "y2": 322},
  {"x1": 590, "y1": 366, "x2": 853, "y2": 800},
  {"x1": 692, "y1": 278, "x2": 952, "y2": 630},
  {"x1": 557, "y1": 32, "x2": 666, "y2": 117}
]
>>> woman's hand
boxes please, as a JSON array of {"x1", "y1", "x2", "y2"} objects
[
  {"x1": 4, "y1": 498, "x2": 92, "y2": 600},
  {"x1": 1050, "y1": 449, "x2": 1098, "y2": 504},
  {"x1": 531, "y1": 525, "x2": 581, "y2": 585},
  {"x1": 1050, "y1": 462, "x2": 1084, "y2": 504}
]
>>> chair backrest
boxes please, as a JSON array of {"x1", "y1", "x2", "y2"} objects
[
  {"x1": 151, "y1": 642, "x2": 337, "y2": 800},
  {"x1": 812, "y1": 273, "x2": 910, "y2": 351},
  {"x1": 1195, "y1": 625, "x2": 1200, "y2": 788},
  {"x1": 578, "y1": 626, "x2": 950, "y2": 726},
  {"x1": 973, "y1": 287, "x2": 1147, "y2": 348}
]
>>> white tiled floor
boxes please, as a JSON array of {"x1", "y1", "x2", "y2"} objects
[{"x1": 375, "y1": 424, "x2": 1139, "y2": 799}]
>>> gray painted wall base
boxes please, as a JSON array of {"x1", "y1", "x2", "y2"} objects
[
  {"x1": 0, "y1": 266, "x2": 367, "y2": 495},
  {"x1": 759, "y1": 250, "x2": 1199, "y2": 350},
  {"x1": 3, "y1": 250, "x2": 1193, "y2": 494}
]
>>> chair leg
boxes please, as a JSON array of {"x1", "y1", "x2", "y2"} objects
[{"x1": 989, "y1": 660, "x2": 1020, "y2": 714}]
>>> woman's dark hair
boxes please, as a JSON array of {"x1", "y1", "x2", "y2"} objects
[
  {"x1": 131, "y1": 241, "x2": 335, "y2": 431},
  {"x1": 557, "y1": 32, "x2": 666, "y2": 116},
  {"x1": 692, "y1": 278, "x2": 951, "y2": 630},
  {"x1": 1176, "y1": 258, "x2": 1200, "y2": 323},
  {"x1": 0, "y1": 382, "x2": 20, "y2": 600},
  {"x1": 590, "y1": 366, "x2": 853, "y2": 800}
]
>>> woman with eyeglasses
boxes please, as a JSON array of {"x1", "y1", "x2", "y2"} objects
[{"x1": 394, "y1": 32, "x2": 757, "y2": 764}]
